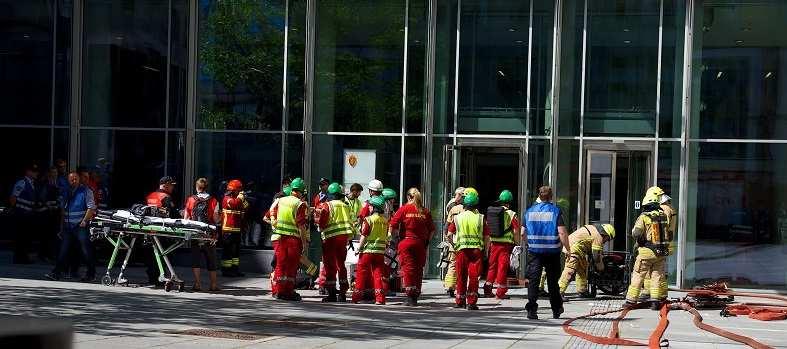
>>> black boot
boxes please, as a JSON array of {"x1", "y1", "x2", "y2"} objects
[
  {"x1": 651, "y1": 300, "x2": 664, "y2": 311},
  {"x1": 322, "y1": 288, "x2": 338, "y2": 302},
  {"x1": 233, "y1": 265, "x2": 245, "y2": 277},
  {"x1": 337, "y1": 292, "x2": 347, "y2": 303}
]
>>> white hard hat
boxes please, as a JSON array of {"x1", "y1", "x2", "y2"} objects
[
  {"x1": 368, "y1": 179, "x2": 383, "y2": 192},
  {"x1": 454, "y1": 187, "x2": 466, "y2": 195},
  {"x1": 660, "y1": 194, "x2": 672, "y2": 204}
]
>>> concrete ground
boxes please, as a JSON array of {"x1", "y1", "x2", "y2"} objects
[{"x1": 1, "y1": 254, "x2": 786, "y2": 348}]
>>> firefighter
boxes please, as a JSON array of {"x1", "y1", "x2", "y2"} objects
[
  {"x1": 447, "y1": 193, "x2": 490, "y2": 310},
  {"x1": 389, "y1": 188, "x2": 435, "y2": 306},
  {"x1": 352, "y1": 195, "x2": 390, "y2": 304},
  {"x1": 442, "y1": 187, "x2": 465, "y2": 298},
  {"x1": 557, "y1": 223, "x2": 615, "y2": 299},
  {"x1": 144, "y1": 176, "x2": 179, "y2": 285},
  {"x1": 270, "y1": 177, "x2": 308, "y2": 301},
  {"x1": 626, "y1": 186, "x2": 672, "y2": 310},
  {"x1": 315, "y1": 182, "x2": 356, "y2": 302},
  {"x1": 220, "y1": 179, "x2": 248, "y2": 277},
  {"x1": 483, "y1": 190, "x2": 521, "y2": 300}
]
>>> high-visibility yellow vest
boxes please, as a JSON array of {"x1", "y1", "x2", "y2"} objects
[
  {"x1": 322, "y1": 200, "x2": 355, "y2": 240},
  {"x1": 490, "y1": 209, "x2": 516, "y2": 244},
  {"x1": 361, "y1": 213, "x2": 388, "y2": 254},
  {"x1": 346, "y1": 197, "x2": 362, "y2": 218},
  {"x1": 455, "y1": 210, "x2": 484, "y2": 250},
  {"x1": 275, "y1": 196, "x2": 302, "y2": 237}
]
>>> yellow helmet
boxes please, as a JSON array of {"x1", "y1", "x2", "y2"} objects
[
  {"x1": 601, "y1": 224, "x2": 616, "y2": 239},
  {"x1": 645, "y1": 186, "x2": 664, "y2": 197},
  {"x1": 642, "y1": 186, "x2": 664, "y2": 206},
  {"x1": 464, "y1": 187, "x2": 478, "y2": 197}
]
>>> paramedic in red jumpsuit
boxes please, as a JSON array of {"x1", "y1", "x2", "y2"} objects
[{"x1": 388, "y1": 188, "x2": 435, "y2": 306}]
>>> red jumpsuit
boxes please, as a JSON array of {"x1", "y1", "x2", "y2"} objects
[
  {"x1": 270, "y1": 198, "x2": 307, "y2": 298},
  {"x1": 352, "y1": 215, "x2": 390, "y2": 304},
  {"x1": 316, "y1": 201, "x2": 354, "y2": 294},
  {"x1": 484, "y1": 216, "x2": 520, "y2": 298},
  {"x1": 389, "y1": 204, "x2": 435, "y2": 299},
  {"x1": 448, "y1": 220, "x2": 490, "y2": 306}
]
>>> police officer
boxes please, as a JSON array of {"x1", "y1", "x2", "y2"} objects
[
  {"x1": 523, "y1": 186, "x2": 569, "y2": 320},
  {"x1": 9, "y1": 164, "x2": 40, "y2": 264},
  {"x1": 45, "y1": 172, "x2": 97, "y2": 281}
]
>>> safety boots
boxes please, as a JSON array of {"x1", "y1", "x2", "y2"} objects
[
  {"x1": 482, "y1": 284, "x2": 494, "y2": 298},
  {"x1": 322, "y1": 289, "x2": 338, "y2": 302}
]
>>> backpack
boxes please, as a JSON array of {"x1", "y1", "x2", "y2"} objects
[
  {"x1": 486, "y1": 206, "x2": 509, "y2": 238},
  {"x1": 192, "y1": 195, "x2": 210, "y2": 223},
  {"x1": 641, "y1": 208, "x2": 671, "y2": 256}
]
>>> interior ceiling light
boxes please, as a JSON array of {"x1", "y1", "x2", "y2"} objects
[
  {"x1": 765, "y1": 72, "x2": 773, "y2": 79},
  {"x1": 716, "y1": 71, "x2": 724, "y2": 79},
  {"x1": 515, "y1": 40, "x2": 524, "y2": 44},
  {"x1": 497, "y1": 70, "x2": 506, "y2": 77},
  {"x1": 624, "y1": 40, "x2": 632, "y2": 44},
  {"x1": 114, "y1": 36, "x2": 124, "y2": 40},
  {"x1": 623, "y1": 28, "x2": 630, "y2": 32},
  {"x1": 508, "y1": 28, "x2": 516, "y2": 32},
  {"x1": 735, "y1": 39, "x2": 744, "y2": 44}
]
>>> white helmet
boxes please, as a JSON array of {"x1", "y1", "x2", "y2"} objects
[
  {"x1": 368, "y1": 179, "x2": 384, "y2": 192},
  {"x1": 660, "y1": 194, "x2": 672, "y2": 204}
]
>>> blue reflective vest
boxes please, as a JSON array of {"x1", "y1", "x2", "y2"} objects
[
  {"x1": 12, "y1": 178, "x2": 37, "y2": 215},
  {"x1": 524, "y1": 202, "x2": 561, "y2": 254},
  {"x1": 64, "y1": 185, "x2": 92, "y2": 229}
]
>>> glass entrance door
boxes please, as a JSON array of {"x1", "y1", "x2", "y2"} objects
[{"x1": 583, "y1": 148, "x2": 652, "y2": 251}]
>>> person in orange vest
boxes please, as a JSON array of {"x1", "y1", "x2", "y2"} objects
[
  {"x1": 270, "y1": 177, "x2": 309, "y2": 301},
  {"x1": 220, "y1": 179, "x2": 249, "y2": 277},
  {"x1": 352, "y1": 195, "x2": 390, "y2": 304},
  {"x1": 144, "y1": 176, "x2": 179, "y2": 285},
  {"x1": 447, "y1": 193, "x2": 490, "y2": 310},
  {"x1": 315, "y1": 182, "x2": 356, "y2": 302},
  {"x1": 389, "y1": 188, "x2": 435, "y2": 306}
]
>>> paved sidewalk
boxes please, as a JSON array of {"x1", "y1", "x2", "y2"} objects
[{"x1": 1, "y1": 256, "x2": 786, "y2": 348}]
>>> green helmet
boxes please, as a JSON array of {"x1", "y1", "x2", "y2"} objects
[
  {"x1": 282, "y1": 185, "x2": 292, "y2": 196},
  {"x1": 290, "y1": 177, "x2": 305, "y2": 191},
  {"x1": 369, "y1": 195, "x2": 386, "y2": 209},
  {"x1": 498, "y1": 190, "x2": 514, "y2": 203},
  {"x1": 328, "y1": 182, "x2": 342, "y2": 195},
  {"x1": 463, "y1": 193, "x2": 479, "y2": 206},
  {"x1": 382, "y1": 188, "x2": 397, "y2": 200}
]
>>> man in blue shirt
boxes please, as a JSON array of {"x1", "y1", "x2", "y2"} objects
[
  {"x1": 9, "y1": 163, "x2": 40, "y2": 264},
  {"x1": 45, "y1": 172, "x2": 97, "y2": 282},
  {"x1": 523, "y1": 186, "x2": 570, "y2": 320}
]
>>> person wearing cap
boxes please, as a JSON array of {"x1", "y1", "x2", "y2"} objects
[
  {"x1": 523, "y1": 186, "x2": 569, "y2": 320},
  {"x1": 558, "y1": 223, "x2": 616, "y2": 299},
  {"x1": 389, "y1": 188, "x2": 435, "y2": 306},
  {"x1": 312, "y1": 178, "x2": 330, "y2": 208},
  {"x1": 314, "y1": 182, "x2": 356, "y2": 302},
  {"x1": 270, "y1": 177, "x2": 309, "y2": 301},
  {"x1": 357, "y1": 179, "x2": 384, "y2": 220},
  {"x1": 142, "y1": 176, "x2": 180, "y2": 285},
  {"x1": 483, "y1": 190, "x2": 521, "y2": 299},
  {"x1": 9, "y1": 163, "x2": 41, "y2": 264},
  {"x1": 220, "y1": 179, "x2": 249, "y2": 277},
  {"x1": 447, "y1": 192, "x2": 490, "y2": 310},
  {"x1": 352, "y1": 195, "x2": 390, "y2": 304},
  {"x1": 442, "y1": 186, "x2": 465, "y2": 297}
]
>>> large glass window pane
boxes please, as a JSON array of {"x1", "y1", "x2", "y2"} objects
[
  {"x1": 434, "y1": 0, "x2": 458, "y2": 135},
  {"x1": 283, "y1": 134, "x2": 304, "y2": 180},
  {"x1": 686, "y1": 142, "x2": 787, "y2": 288},
  {"x1": 54, "y1": 0, "x2": 73, "y2": 126},
  {"x1": 79, "y1": 130, "x2": 167, "y2": 208},
  {"x1": 82, "y1": 0, "x2": 169, "y2": 128},
  {"x1": 403, "y1": 136, "x2": 424, "y2": 199},
  {"x1": 0, "y1": 128, "x2": 51, "y2": 200},
  {"x1": 659, "y1": 0, "x2": 685, "y2": 139},
  {"x1": 0, "y1": 1, "x2": 53, "y2": 125},
  {"x1": 311, "y1": 135, "x2": 401, "y2": 197},
  {"x1": 169, "y1": 0, "x2": 188, "y2": 128},
  {"x1": 457, "y1": 0, "x2": 529, "y2": 134},
  {"x1": 286, "y1": 0, "x2": 307, "y2": 131},
  {"x1": 530, "y1": 1, "x2": 556, "y2": 136},
  {"x1": 692, "y1": 1, "x2": 787, "y2": 139},
  {"x1": 406, "y1": 0, "x2": 428, "y2": 134},
  {"x1": 527, "y1": 139, "x2": 551, "y2": 202},
  {"x1": 584, "y1": 1, "x2": 659, "y2": 137},
  {"x1": 658, "y1": 141, "x2": 680, "y2": 283},
  {"x1": 556, "y1": 0, "x2": 584, "y2": 136},
  {"x1": 313, "y1": 0, "x2": 405, "y2": 133},
  {"x1": 198, "y1": 0, "x2": 286, "y2": 131},
  {"x1": 555, "y1": 139, "x2": 580, "y2": 230}
]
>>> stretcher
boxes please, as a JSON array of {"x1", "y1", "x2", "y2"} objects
[{"x1": 89, "y1": 209, "x2": 217, "y2": 292}]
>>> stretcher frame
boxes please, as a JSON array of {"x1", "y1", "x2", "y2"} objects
[{"x1": 90, "y1": 218, "x2": 216, "y2": 292}]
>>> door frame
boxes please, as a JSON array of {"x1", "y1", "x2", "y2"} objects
[{"x1": 580, "y1": 140, "x2": 655, "y2": 249}]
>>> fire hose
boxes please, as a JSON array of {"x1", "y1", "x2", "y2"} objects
[{"x1": 563, "y1": 287, "x2": 787, "y2": 348}]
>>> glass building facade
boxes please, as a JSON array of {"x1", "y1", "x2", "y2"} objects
[{"x1": 3, "y1": 0, "x2": 787, "y2": 289}]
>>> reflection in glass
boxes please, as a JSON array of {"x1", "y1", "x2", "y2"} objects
[
  {"x1": 530, "y1": 1, "x2": 556, "y2": 136},
  {"x1": 555, "y1": 139, "x2": 579, "y2": 230},
  {"x1": 314, "y1": 0, "x2": 405, "y2": 133},
  {"x1": 693, "y1": 1, "x2": 787, "y2": 139},
  {"x1": 406, "y1": 0, "x2": 428, "y2": 133},
  {"x1": 169, "y1": 0, "x2": 189, "y2": 128},
  {"x1": 659, "y1": 0, "x2": 685, "y2": 138},
  {"x1": 457, "y1": 0, "x2": 529, "y2": 134},
  {"x1": 433, "y1": 0, "x2": 458, "y2": 134},
  {"x1": 287, "y1": 0, "x2": 307, "y2": 131},
  {"x1": 587, "y1": 152, "x2": 614, "y2": 224},
  {"x1": 584, "y1": 1, "x2": 659, "y2": 136},
  {"x1": 198, "y1": 0, "x2": 285, "y2": 130},
  {"x1": 557, "y1": 0, "x2": 584, "y2": 136},
  {"x1": 82, "y1": 0, "x2": 169, "y2": 127},
  {"x1": 80, "y1": 130, "x2": 167, "y2": 208},
  {"x1": 0, "y1": 128, "x2": 51, "y2": 199},
  {"x1": 687, "y1": 142, "x2": 787, "y2": 288},
  {"x1": 527, "y1": 139, "x2": 551, "y2": 201},
  {"x1": 404, "y1": 136, "x2": 424, "y2": 198},
  {"x1": 0, "y1": 1, "x2": 54, "y2": 125}
]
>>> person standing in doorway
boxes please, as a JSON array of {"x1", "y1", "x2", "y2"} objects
[{"x1": 523, "y1": 186, "x2": 569, "y2": 320}]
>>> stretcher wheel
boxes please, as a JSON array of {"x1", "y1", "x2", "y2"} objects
[
  {"x1": 101, "y1": 275, "x2": 113, "y2": 286},
  {"x1": 177, "y1": 282, "x2": 185, "y2": 292},
  {"x1": 164, "y1": 281, "x2": 173, "y2": 292}
]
